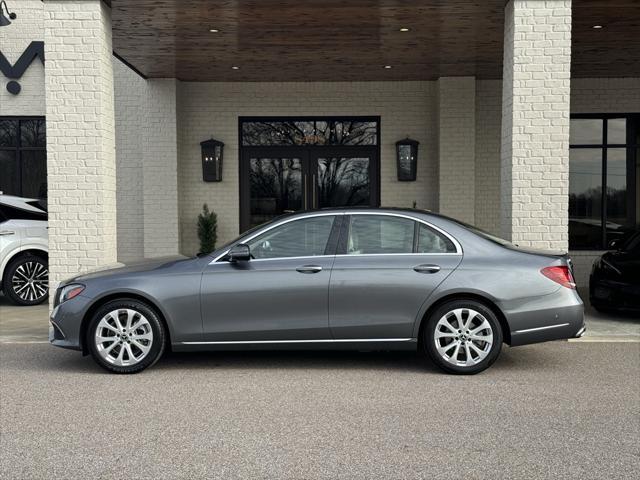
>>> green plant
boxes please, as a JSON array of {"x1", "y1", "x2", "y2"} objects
[{"x1": 197, "y1": 203, "x2": 217, "y2": 254}]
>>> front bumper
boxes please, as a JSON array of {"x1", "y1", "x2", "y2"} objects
[{"x1": 49, "y1": 295, "x2": 93, "y2": 351}]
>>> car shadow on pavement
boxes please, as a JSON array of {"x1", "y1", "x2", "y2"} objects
[{"x1": 13, "y1": 342, "x2": 562, "y2": 376}]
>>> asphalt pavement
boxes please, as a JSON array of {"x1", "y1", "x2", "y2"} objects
[{"x1": 1, "y1": 342, "x2": 638, "y2": 479}]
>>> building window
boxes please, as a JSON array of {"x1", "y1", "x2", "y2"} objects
[
  {"x1": 569, "y1": 114, "x2": 639, "y2": 250},
  {"x1": 241, "y1": 118, "x2": 378, "y2": 146},
  {"x1": 0, "y1": 117, "x2": 47, "y2": 201},
  {"x1": 239, "y1": 117, "x2": 381, "y2": 231}
]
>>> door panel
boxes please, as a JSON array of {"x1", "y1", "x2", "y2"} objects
[
  {"x1": 200, "y1": 215, "x2": 339, "y2": 341},
  {"x1": 201, "y1": 257, "x2": 334, "y2": 341},
  {"x1": 329, "y1": 254, "x2": 462, "y2": 339},
  {"x1": 328, "y1": 214, "x2": 462, "y2": 339}
]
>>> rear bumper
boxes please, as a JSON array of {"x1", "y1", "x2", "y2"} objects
[{"x1": 505, "y1": 287, "x2": 585, "y2": 347}]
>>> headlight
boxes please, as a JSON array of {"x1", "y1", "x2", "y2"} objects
[
  {"x1": 58, "y1": 284, "x2": 85, "y2": 303},
  {"x1": 601, "y1": 258, "x2": 622, "y2": 276}
]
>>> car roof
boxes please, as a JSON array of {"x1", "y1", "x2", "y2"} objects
[
  {"x1": 0, "y1": 194, "x2": 46, "y2": 213},
  {"x1": 278, "y1": 206, "x2": 457, "y2": 223}
]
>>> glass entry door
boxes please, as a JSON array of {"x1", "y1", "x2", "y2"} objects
[{"x1": 240, "y1": 147, "x2": 378, "y2": 231}]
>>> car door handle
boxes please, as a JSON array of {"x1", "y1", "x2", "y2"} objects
[
  {"x1": 0, "y1": 230, "x2": 15, "y2": 236},
  {"x1": 296, "y1": 265, "x2": 323, "y2": 274},
  {"x1": 413, "y1": 264, "x2": 441, "y2": 274}
]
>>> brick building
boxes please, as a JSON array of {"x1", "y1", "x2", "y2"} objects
[{"x1": 0, "y1": 0, "x2": 638, "y2": 291}]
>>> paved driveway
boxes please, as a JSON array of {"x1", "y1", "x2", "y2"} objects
[{"x1": 1, "y1": 342, "x2": 639, "y2": 479}]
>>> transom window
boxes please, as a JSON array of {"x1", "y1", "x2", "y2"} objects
[
  {"x1": 241, "y1": 118, "x2": 378, "y2": 146},
  {"x1": 569, "y1": 114, "x2": 639, "y2": 249}
]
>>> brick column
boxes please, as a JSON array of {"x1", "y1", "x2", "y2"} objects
[
  {"x1": 142, "y1": 79, "x2": 179, "y2": 258},
  {"x1": 438, "y1": 77, "x2": 476, "y2": 224},
  {"x1": 44, "y1": 0, "x2": 117, "y2": 294},
  {"x1": 500, "y1": 0, "x2": 572, "y2": 250}
]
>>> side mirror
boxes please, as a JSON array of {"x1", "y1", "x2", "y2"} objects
[
  {"x1": 228, "y1": 243, "x2": 251, "y2": 262},
  {"x1": 608, "y1": 239, "x2": 620, "y2": 250}
]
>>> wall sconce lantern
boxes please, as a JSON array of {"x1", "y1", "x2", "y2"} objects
[
  {"x1": 396, "y1": 137, "x2": 419, "y2": 181},
  {"x1": 201, "y1": 138, "x2": 224, "y2": 182}
]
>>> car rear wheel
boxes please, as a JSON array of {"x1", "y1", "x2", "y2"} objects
[
  {"x1": 87, "y1": 299, "x2": 166, "y2": 374},
  {"x1": 423, "y1": 299, "x2": 503, "y2": 375},
  {"x1": 2, "y1": 254, "x2": 49, "y2": 306}
]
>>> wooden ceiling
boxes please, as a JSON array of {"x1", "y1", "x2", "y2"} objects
[{"x1": 108, "y1": 0, "x2": 640, "y2": 82}]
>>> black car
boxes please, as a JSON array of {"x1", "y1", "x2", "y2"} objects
[{"x1": 590, "y1": 231, "x2": 640, "y2": 312}]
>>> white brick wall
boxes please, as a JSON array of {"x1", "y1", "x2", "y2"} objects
[
  {"x1": 142, "y1": 79, "x2": 180, "y2": 257},
  {"x1": 176, "y1": 81, "x2": 438, "y2": 255},
  {"x1": 114, "y1": 59, "x2": 144, "y2": 262},
  {"x1": 0, "y1": 0, "x2": 45, "y2": 116},
  {"x1": 44, "y1": 0, "x2": 118, "y2": 292},
  {"x1": 501, "y1": 0, "x2": 572, "y2": 251},
  {"x1": 475, "y1": 80, "x2": 502, "y2": 235},
  {"x1": 438, "y1": 77, "x2": 476, "y2": 224}
]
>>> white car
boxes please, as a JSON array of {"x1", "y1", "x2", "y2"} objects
[{"x1": 0, "y1": 195, "x2": 49, "y2": 306}]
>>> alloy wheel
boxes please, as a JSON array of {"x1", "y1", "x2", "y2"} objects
[
  {"x1": 95, "y1": 309, "x2": 154, "y2": 367},
  {"x1": 434, "y1": 308, "x2": 494, "y2": 367},
  {"x1": 11, "y1": 260, "x2": 49, "y2": 302}
]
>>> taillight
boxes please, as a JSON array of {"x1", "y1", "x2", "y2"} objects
[{"x1": 540, "y1": 266, "x2": 576, "y2": 289}]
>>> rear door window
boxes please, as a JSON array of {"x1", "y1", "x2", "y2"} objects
[{"x1": 346, "y1": 215, "x2": 414, "y2": 254}]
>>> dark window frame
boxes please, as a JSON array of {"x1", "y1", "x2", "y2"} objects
[
  {"x1": 238, "y1": 116, "x2": 382, "y2": 233},
  {"x1": 569, "y1": 113, "x2": 639, "y2": 250},
  {"x1": 0, "y1": 116, "x2": 47, "y2": 198}
]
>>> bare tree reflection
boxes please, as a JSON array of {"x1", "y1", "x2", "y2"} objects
[
  {"x1": 318, "y1": 157, "x2": 369, "y2": 207},
  {"x1": 243, "y1": 120, "x2": 377, "y2": 146}
]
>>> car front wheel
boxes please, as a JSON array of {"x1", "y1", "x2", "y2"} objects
[
  {"x1": 2, "y1": 254, "x2": 49, "y2": 306},
  {"x1": 87, "y1": 299, "x2": 166, "y2": 374},
  {"x1": 423, "y1": 299, "x2": 503, "y2": 374}
]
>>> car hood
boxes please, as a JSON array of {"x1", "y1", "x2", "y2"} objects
[{"x1": 66, "y1": 256, "x2": 191, "y2": 283}]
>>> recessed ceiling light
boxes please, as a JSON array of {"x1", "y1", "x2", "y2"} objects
[
  {"x1": 592, "y1": 25, "x2": 603, "y2": 29},
  {"x1": 231, "y1": 66, "x2": 240, "y2": 70},
  {"x1": 209, "y1": 28, "x2": 220, "y2": 33},
  {"x1": 399, "y1": 27, "x2": 410, "y2": 32},
  {"x1": 384, "y1": 65, "x2": 392, "y2": 69}
]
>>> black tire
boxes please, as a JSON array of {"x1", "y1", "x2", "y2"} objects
[
  {"x1": 422, "y1": 299, "x2": 503, "y2": 375},
  {"x1": 2, "y1": 254, "x2": 49, "y2": 306},
  {"x1": 87, "y1": 299, "x2": 166, "y2": 374}
]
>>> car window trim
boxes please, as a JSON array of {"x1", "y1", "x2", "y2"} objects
[
  {"x1": 338, "y1": 212, "x2": 462, "y2": 256},
  {"x1": 210, "y1": 212, "x2": 343, "y2": 264}
]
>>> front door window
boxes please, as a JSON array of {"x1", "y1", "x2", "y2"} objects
[{"x1": 246, "y1": 215, "x2": 336, "y2": 259}]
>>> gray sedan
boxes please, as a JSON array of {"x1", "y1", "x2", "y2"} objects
[{"x1": 50, "y1": 208, "x2": 585, "y2": 374}]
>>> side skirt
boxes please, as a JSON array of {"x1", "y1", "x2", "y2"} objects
[{"x1": 172, "y1": 338, "x2": 418, "y2": 352}]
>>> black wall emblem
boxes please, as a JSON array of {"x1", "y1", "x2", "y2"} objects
[{"x1": 0, "y1": 41, "x2": 45, "y2": 95}]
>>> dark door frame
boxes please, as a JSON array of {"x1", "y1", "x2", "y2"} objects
[{"x1": 238, "y1": 116, "x2": 381, "y2": 233}]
